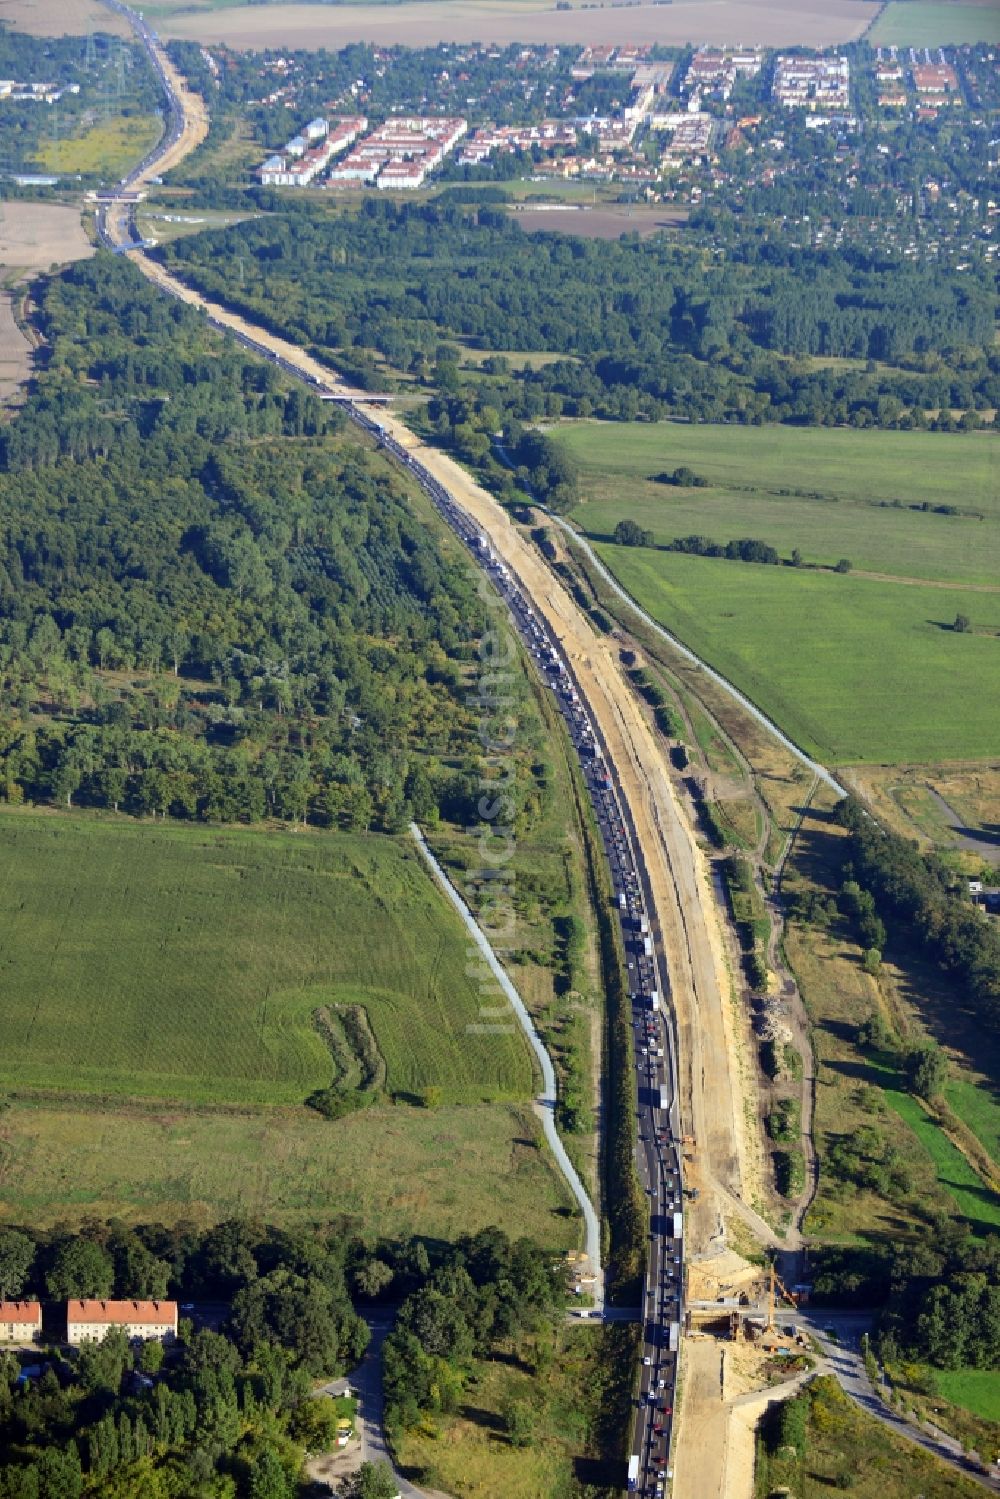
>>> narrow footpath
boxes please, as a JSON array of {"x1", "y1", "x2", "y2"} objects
[{"x1": 410, "y1": 824, "x2": 604, "y2": 1311}]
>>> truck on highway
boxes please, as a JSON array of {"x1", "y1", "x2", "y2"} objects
[
  {"x1": 672, "y1": 1212, "x2": 683, "y2": 1240},
  {"x1": 668, "y1": 1322, "x2": 680, "y2": 1352},
  {"x1": 643, "y1": 936, "x2": 653, "y2": 957},
  {"x1": 659, "y1": 1084, "x2": 670, "y2": 1112},
  {"x1": 627, "y1": 1454, "x2": 640, "y2": 1491},
  {"x1": 649, "y1": 990, "x2": 660, "y2": 1012}
]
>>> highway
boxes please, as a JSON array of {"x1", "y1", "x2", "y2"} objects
[{"x1": 94, "y1": 10, "x2": 690, "y2": 1495}]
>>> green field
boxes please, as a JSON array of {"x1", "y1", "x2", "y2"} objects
[
  {"x1": 556, "y1": 419, "x2": 1000, "y2": 765},
  {"x1": 936, "y1": 1369, "x2": 1000, "y2": 1425},
  {"x1": 0, "y1": 1094, "x2": 577, "y2": 1240},
  {"x1": 591, "y1": 544, "x2": 1000, "y2": 764},
  {"x1": 946, "y1": 1077, "x2": 1000, "y2": 1167},
  {"x1": 36, "y1": 115, "x2": 163, "y2": 178},
  {"x1": 561, "y1": 422, "x2": 1000, "y2": 586},
  {"x1": 0, "y1": 812, "x2": 534, "y2": 1108},
  {"x1": 882, "y1": 1087, "x2": 1000, "y2": 1231},
  {"x1": 868, "y1": 2, "x2": 1000, "y2": 46}
]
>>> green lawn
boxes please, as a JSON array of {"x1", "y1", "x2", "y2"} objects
[
  {"x1": 0, "y1": 812, "x2": 534, "y2": 1108},
  {"x1": 882, "y1": 1087, "x2": 1000, "y2": 1232},
  {"x1": 560, "y1": 422, "x2": 1000, "y2": 586},
  {"x1": 868, "y1": 3, "x2": 1000, "y2": 46},
  {"x1": 935, "y1": 1369, "x2": 1000, "y2": 1425},
  {"x1": 946, "y1": 1077, "x2": 1000, "y2": 1169},
  {"x1": 591, "y1": 544, "x2": 1000, "y2": 764}
]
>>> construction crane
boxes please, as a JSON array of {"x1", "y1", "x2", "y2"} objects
[{"x1": 766, "y1": 1262, "x2": 801, "y2": 1331}]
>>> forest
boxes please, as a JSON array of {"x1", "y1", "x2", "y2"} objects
[
  {"x1": 0, "y1": 255, "x2": 532, "y2": 833},
  {"x1": 160, "y1": 200, "x2": 1000, "y2": 430},
  {"x1": 0, "y1": 1219, "x2": 562, "y2": 1499}
]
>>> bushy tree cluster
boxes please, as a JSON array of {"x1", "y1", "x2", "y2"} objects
[
  {"x1": 0, "y1": 1219, "x2": 377, "y2": 1499},
  {"x1": 381, "y1": 1227, "x2": 568, "y2": 1433},
  {"x1": 835, "y1": 797, "x2": 1000, "y2": 1035}
]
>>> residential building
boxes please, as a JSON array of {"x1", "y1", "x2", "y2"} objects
[
  {"x1": 0, "y1": 1302, "x2": 41, "y2": 1343},
  {"x1": 773, "y1": 55, "x2": 851, "y2": 112},
  {"x1": 66, "y1": 1300, "x2": 178, "y2": 1345}
]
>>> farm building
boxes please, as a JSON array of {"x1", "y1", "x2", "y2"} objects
[
  {"x1": 66, "y1": 1300, "x2": 178, "y2": 1345},
  {"x1": 0, "y1": 1302, "x2": 41, "y2": 1343}
]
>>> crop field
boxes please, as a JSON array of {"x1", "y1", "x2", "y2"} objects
[
  {"x1": 560, "y1": 422, "x2": 999, "y2": 586},
  {"x1": 35, "y1": 114, "x2": 163, "y2": 178},
  {"x1": 158, "y1": 0, "x2": 879, "y2": 50},
  {"x1": 868, "y1": 2, "x2": 1000, "y2": 46},
  {"x1": 0, "y1": 1094, "x2": 577, "y2": 1241},
  {"x1": 592, "y1": 543, "x2": 1000, "y2": 765},
  {"x1": 557, "y1": 422, "x2": 1000, "y2": 764},
  {"x1": 0, "y1": 0, "x2": 131, "y2": 36},
  {"x1": 0, "y1": 203, "x2": 94, "y2": 275},
  {"x1": 0, "y1": 812, "x2": 534, "y2": 1108},
  {"x1": 0, "y1": 294, "x2": 30, "y2": 403}
]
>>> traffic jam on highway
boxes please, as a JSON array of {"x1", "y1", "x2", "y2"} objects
[
  {"x1": 356, "y1": 419, "x2": 682, "y2": 1498},
  {"x1": 95, "y1": 1, "x2": 184, "y2": 252},
  {"x1": 92, "y1": 24, "x2": 684, "y2": 1472}
]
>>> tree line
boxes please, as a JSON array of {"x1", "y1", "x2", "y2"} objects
[
  {"x1": 382, "y1": 1227, "x2": 568, "y2": 1435},
  {"x1": 811, "y1": 1227, "x2": 1000, "y2": 1372}
]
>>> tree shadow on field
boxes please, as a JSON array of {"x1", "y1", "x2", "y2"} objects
[
  {"x1": 457, "y1": 1404, "x2": 506, "y2": 1436},
  {"x1": 823, "y1": 1055, "x2": 891, "y2": 1088},
  {"x1": 574, "y1": 1455, "x2": 617, "y2": 1488},
  {"x1": 488, "y1": 1348, "x2": 535, "y2": 1375},
  {"x1": 787, "y1": 805, "x2": 846, "y2": 891},
  {"x1": 817, "y1": 1017, "x2": 859, "y2": 1048}
]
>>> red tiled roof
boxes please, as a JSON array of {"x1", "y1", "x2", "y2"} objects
[
  {"x1": 0, "y1": 1301, "x2": 41, "y2": 1324},
  {"x1": 67, "y1": 1300, "x2": 177, "y2": 1325}
]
